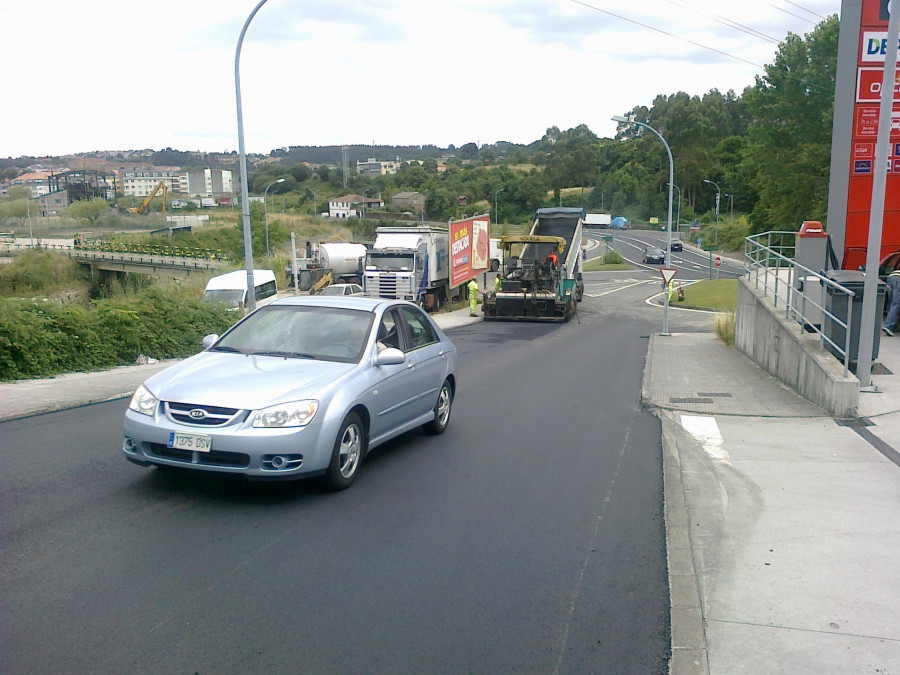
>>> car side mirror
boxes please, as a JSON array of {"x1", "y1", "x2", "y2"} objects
[
  {"x1": 375, "y1": 347, "x2": 405, "y2": 366},
  {"x1": 202, "y1": 334, "x2": 219, "y2": 349}
]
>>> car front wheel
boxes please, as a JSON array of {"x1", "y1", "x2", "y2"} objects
[
  {"x1": 321, "y1": 412, "x2": 365, "y2": 491},
  {"x1": 423, "y1": 380, "x2": 453, "y2": 435}
]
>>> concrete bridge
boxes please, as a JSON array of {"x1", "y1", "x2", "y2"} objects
[{"x1": 1, "y1": 242, "x2": 229, "y2": 278}]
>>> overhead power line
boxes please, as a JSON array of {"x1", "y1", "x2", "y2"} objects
[
  {"x1": 567, "y1": 0, "x2": 832, "y2": 94},
  {"x1": 779, "y1": 0, "x2": 828, "y2": 21},
  {"x1": 567, "y1": 0, "x2": 766, "y2": 70},
  {"x1": 664, "y1": 0, "x2": 782, "y2": 44},
  {"x1": 765, "y1": 2, "x2": 819, "y2": 24}
]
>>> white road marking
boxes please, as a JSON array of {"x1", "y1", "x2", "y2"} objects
[
  {"x1": 680, "y1": 415, "x2": 728, "y2": 461},
  {"x1": 585, "y1": 279, "x2": 656, "y2": 297}
]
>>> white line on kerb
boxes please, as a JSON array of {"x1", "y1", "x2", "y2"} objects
[{"x1": 680, "y1": 415, "x2": 728, "y2": 461}]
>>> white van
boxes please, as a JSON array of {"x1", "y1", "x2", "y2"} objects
[
  {"x1": 489, "y1": 238, "x2": 504, "y2": 272},
  {"x1": 201, "y1": 269, "x2": 278, "y2": 312}
]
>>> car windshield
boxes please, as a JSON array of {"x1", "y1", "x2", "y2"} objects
[
  {"x1": 210, "y1": 305, "x2": 375, "y2": 363},
  {"x1": 367, "y1": 253, "x2": 412, "y2": 271},
  {"x1": 319, "y1": 286, "x2": 346, "y2": 295},
  {"x1": 648, "y1": 248, "x2": 664, "y2": 255}
]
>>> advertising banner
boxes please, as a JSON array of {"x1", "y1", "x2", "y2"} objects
[
  {"x1": 842, "y1": 0, "x2": 900, "y2": 263},
  {"x1": 449, "y1": 215, "x2": 490, "y2": 286}
]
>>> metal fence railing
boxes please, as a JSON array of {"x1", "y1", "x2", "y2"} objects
[{"x1": 744, "y1": 231, "x2": 856, "y2": 376}]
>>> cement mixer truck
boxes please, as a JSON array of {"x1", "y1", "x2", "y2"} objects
[{"x1": 286, "y1": 242, "x2": 367, "y2": 292}]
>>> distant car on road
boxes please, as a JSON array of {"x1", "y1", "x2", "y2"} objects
[
  {"x1": 123, "y1": 296, "x2": 457, "y2": 491},
  {"x1": 670, "y1": 240, "x2": 683, "y2": 252},
  {"x1": 642, "y1": 246, "x2": 666, "y2": 264},
  {"x1": 318, "y1": 283, "x2": 364, "y2": 296}
]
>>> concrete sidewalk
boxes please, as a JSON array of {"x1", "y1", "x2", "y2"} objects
[
  {"x1": 0, "y1": 305, "x2": 481, "y2": 422},
  {"x1": 645, "y1": 332, "x2": 900, "y2": 674}
]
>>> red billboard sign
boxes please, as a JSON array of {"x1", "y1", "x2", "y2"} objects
[
  {"x1": 449, "y1": 215, "x2": 490, "y2": 286},
  {"x1": 842, "y1": 0, "x2": 900, "y2": 269}
]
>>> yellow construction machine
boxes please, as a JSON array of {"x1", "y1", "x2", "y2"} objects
[{"x1": 128, "y1": 181, "x2": 168, "y2": 214}]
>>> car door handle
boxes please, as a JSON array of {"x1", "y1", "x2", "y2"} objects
[{"x1": 406, "y1": 361, "x2": 414, "y2": 369}]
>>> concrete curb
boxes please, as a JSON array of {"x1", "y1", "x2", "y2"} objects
[{"x1": 660, "y1": 410, "x2": 709, "y2": 675}]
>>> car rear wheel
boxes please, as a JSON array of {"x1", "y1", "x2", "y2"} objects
[
  {"x1": 423, "y1": 380, "x2": 452, "y2": 435},
  {"x1": 321, "y1": 412, "x2": 365, "y2": 491}
]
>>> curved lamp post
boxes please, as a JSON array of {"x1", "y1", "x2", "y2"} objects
[
  {"x1": 264, "y1": 177, "x2": 285, "y2": 259},
  {"x1": 672, "y1": 184, "x2": 682, "y2": 233},
  {"x1": 235, "y1": 0, "x2": 270, "y2": 312},
  {"x1": 493, "y1": 188, "x2": 505, "y2": 226},
  {"x1": 702, "y1": 178, "x2": 721, "y2": 248},
  {"x1": 612, "y1": 115, "x2": 674, "y2": 336}
]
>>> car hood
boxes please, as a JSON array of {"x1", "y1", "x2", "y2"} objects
[{"x1": 143, "y1": 352, "x2": 356, "y2": 409}]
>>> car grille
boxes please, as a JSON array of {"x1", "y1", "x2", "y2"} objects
[
  {"x1": 148, "y1": 443, "x2": 250, "y2": 468},
  {"x1": 165, "y1": 401, "x2": 244, "y2": 427}
]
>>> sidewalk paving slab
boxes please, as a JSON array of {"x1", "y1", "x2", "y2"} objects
[{"x1": 646, "y1": 332, "x2": 900, "y2": 674}]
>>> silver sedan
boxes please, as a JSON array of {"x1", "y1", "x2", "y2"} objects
[{"x1": 123, "y1": 296, "x2": 457, "y2": 490}]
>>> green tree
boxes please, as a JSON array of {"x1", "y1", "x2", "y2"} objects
[
  {"x1": 65, "y1": 198, "x2": 110, "y2": 226},
  {"x1": 740, "y1": 15, "x2": 839, "y2": 232},
  {"x1": 537, "y1": 124, "x2": 601, "y2": 199}
]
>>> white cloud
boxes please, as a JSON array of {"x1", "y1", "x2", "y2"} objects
[{"x1": 0, "y1": 0, "x2": 840, "y2": 157}]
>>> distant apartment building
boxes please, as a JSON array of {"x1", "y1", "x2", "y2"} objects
[
  {"x1": 120, "y1": 168, "x2": 181, "y2": 197},
  {"x1": 356, "y1": 158, "x2": 399, "y2": 176},
  {"x1": 179, "y1": 168, "x2": 234, "y2": 197},
  {"x1": 328, "y1": 194, "x2": 384, "y2": 219},
  {"x1": 118, "y1": 167, "x2": 233, "y2": 197},
  {"x1": 10, "y1": 171, "x2": 56, "y2": 197}
]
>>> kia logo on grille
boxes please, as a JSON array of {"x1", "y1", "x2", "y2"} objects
[{"x1": 188, "y1": 409, "x2": 208, "y2": 420}]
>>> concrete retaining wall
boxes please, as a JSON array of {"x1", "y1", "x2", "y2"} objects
[{"x1": 736, "y1": 277, "x2": 859, "y2": 418}]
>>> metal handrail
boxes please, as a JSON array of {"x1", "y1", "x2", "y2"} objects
[{"x1": 744, "y1": 231, "x2": 856, "y2": 376}]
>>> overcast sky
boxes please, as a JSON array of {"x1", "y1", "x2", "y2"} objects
[{"x1": 0, "y1": 0, "x2": 839, "y2": 158}]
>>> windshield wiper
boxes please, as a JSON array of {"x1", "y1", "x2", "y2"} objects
[
  {"x1": 209, "y1": 345, "x2": 245, "y2": 354},
  {"x1": 253, "y1": 350, "x2": 318, "y2": 359}
]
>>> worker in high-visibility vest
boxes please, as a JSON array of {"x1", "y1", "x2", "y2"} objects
[
  {"x1": 882, "y1": 270, "x2": 900, "y2": 336},
  {"x1": 667, "y1": 280, "x2": 676, "y2": 303},
  {"x1": 494, "y1": 274, "x2": 502, "y2": 292},
  {"x1": 468, "y1": 278, "x2": 479, "y2": 317}
]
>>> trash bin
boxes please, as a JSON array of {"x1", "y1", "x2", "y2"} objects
[{"x1": 823, "y1": 269, "x2": 886, "y2": 364}]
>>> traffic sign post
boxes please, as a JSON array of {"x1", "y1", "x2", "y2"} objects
[
  {"x1": 660, "y1": 267, "x2": 677, "y2": 286},
  {"x1": 702, "y1": 245, "x2": 718, "y2": 279}
]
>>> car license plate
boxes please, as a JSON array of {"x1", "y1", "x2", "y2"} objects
[{"x1": 168, "y1": 432, "x2": 212, "y2": 452}]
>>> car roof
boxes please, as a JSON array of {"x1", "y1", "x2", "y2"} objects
[{"x1": 267, "y1": 295, "x2": 404, "y2": 312}]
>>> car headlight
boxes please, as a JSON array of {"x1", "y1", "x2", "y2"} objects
[
  {"x1": 253, "y1": 400, "x2": 319, "y2": 428},
  {"x1": 129, "y1": 384, "x2": 159, "y2": 416}
]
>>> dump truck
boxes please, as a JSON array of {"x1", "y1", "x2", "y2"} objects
[
  {"x1": 482, "y1": 207, "x2": 585, "y2": 322},
  {"x1": 362, "y1": 226, "x2": 450, "y2": 309}
]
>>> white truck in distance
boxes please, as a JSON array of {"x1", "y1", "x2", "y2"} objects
[{"x1": 363, "y1": 226, "x2": 450, "y2": 309}]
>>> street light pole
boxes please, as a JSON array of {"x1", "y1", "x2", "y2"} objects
[
  {"x1": 264, "y1": 177, "x2": 285, "y2": 259},
  {"x1": 702, "y1": 179, "x2": 721, "y2": 248},
  {"x1": 612, "y1": 115, "x2": 674, "y2": 336},
  {"x1": 493, "y1": 188, "x2": 505, "y2": 227},
  {"x1": 235, "y1": 0, "x2": 270, "y2": 312},
  {"x1": 672, "y1": 184, "x2": 682, "y2": 234}
]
